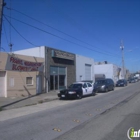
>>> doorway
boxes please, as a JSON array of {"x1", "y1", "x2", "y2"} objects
[
  {"x1": 0, "y1": 71, "x2": 6, "y2": 97},
  {"x1": 50, "y1": 75, "x2": 58, "y2": 90},
  {"x1": 50, "y1": 66, "x2": 66, "y2": 90},
  {"x1": 36, "y1": 75, "x2": 42, "y2": 94}
]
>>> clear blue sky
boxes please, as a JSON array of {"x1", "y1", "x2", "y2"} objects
[{"x1": 1, "y1": 0, "x2": 140, "y2": 72}]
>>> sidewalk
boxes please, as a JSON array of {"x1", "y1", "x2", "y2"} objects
[{"x1": 0, "y1": 90, "x2": 59, "y2": 111}]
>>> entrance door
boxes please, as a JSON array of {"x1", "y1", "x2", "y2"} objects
[
  {"x1": 0, "y1": 71, "x2": 6, "y2": 97},
  {"x1": 36, "y1": 75, "x2": 42, "y2": 94},
  {"x1": 59, "y1": 75, "x2": 65, "y2": 90},
  {"x1": 54, "y1": 75, "x2": 58, "y2": 90},
  {"x1": 50, "y1": 75, "x2": 58, "y2": 90},
  {"x1": 50, "y1": 66, "x2": 66, "y2": 90}
]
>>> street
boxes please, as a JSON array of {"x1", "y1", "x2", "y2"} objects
[{"x1": 0, "y1": 82, "x2": 140, "y2": 140}]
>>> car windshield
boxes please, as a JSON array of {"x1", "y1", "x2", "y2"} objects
[
  {"x1": 118, "y1": 80, "x2": 124, "y2": 83},
  {"x1": 95, "y1": 80, "x2": 106, "y2": 84},
  {"x1": 130, "y1": 78, "x2": 134, "y2": 80},
  {"x1": 69, "y1": 84, "x2": 82, "y2": 89}
]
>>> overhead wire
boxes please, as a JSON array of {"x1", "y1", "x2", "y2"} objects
[
  {"x1": 4, "y1": 14, "x2": 120, "y2": 58},
  {"x1": 4, "y1": 15, "x2": 38, "y2": 47},
  {"x1": 3, "y1": 22, "x2": 9, "y2": 46},
  {"x1": 5, "y1": 6, "x2": 120, "y2": 57},
  {"x1": 37, "y1": 2, "x2": 121, "y2": 54}
]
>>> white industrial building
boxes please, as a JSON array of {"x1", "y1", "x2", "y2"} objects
[
  {"x1": 94, "y1": 62, "x2": 122, "y2": 84},
  {"x1": 76, "y1": 54, "x2": 95, "y2": 82}
]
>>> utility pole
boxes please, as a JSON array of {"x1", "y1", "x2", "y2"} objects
[
  {"x1": 0, "y1": 0, "x2": 3, "y2": 52},
  {"x1": 0, "y1": 0, "x2": 5, "y2": 52},
  {"x1": 120, "y1": 40, "x2": 125, "y2": 79}
]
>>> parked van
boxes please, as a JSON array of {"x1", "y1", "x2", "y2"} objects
[{"x1": 94, "y1": 78, "x2": 115, "y2": 92}]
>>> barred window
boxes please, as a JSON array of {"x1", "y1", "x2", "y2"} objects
[{"x1": 26, "y1": 77, "x2": 33, "y2": 85}]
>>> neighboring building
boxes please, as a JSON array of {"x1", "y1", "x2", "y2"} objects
[
  {"x1": 14, "y1": 46, "x2": 76, "y2": 92},
  {"x1": 76, "y1": 54, "x2": 95, "y2": 82},
  {"x1": 94, "y1": 62, "x2": 123, "y2": 84},
  {"x1": 0, "y1": 52, "x2": 44, "y2": 97},
  {"x1": 95, "y1": 74, "x2": 106, "y2": 81}
]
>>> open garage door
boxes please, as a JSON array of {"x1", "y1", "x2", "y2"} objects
[{"x1": 0, "y1": 71, "x2": 6, "y2": 97}]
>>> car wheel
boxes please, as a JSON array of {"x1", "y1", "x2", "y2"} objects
[
  {"x1": 91, "y1": 90, "x2": 96, "y2": 96},
  {"x1": 105, "y1": 88, "x2": 108, "y2": 92},
  {"x1": 112, "y1": 86, "x2": 114, "y2": 90},
  {"x1": 77, "y1": 93, "x2": 82, "y2": 99}
]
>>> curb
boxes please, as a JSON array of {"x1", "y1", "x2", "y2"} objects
[
  {"x1": 0, "y1": 96, "x2": 59, "y2": 111},
  {"x1": 0, "y1": 94, "x2": 38, "y2": 108}
]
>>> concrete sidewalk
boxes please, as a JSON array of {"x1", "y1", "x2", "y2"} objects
[{"x1": 0, "y1": 91, "x2": 59, "y2": 111}]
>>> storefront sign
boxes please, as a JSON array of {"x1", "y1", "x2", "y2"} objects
[
  {"x1": 52, "y1": 50, "x2": 74, "y2": 60},
  {"x1": 6, "y1": 55, "x2": 44, "y2": 72}
]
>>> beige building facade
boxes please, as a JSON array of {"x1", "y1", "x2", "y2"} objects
[{"x1": 0, "y1": 52, "x2": 44, "y2": 97}]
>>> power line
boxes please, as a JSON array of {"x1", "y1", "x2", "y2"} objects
[
  {"x1": 4, "y1": 14, "x2": 120, "y2": 58},
  {"x1": 4, "y1": 15, "x2": 38, "y2": 47},
  {"x1": 39, "y1": 2, "x2": 121, "y2": 54},
  {"x1": 3, "y1": 22, "x2": 9, "y2": 45},
  {"x1": 5, "y1": 6, "x2": 120, "y2": 57}
]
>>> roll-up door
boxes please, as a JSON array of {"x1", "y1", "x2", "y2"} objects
[{"x1": 85, "y1": 64, "x2": 91, "y2": 80}]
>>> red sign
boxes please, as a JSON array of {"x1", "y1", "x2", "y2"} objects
[{"x1": 6, "y1": 55, "x2": 44, "y2": 72}]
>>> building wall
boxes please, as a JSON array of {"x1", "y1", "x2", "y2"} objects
[
  {"x1": 76, "y1": 54, "x2": 94, "y2": 82},
  {"x1": 0, "y1": 52, "x2": 7, "y2": 70},
  {"x1": 46, "y1": 47, "x2": 76, "y2": 90},
  {"x1": 6, "y1": 71, "x2": 43, "y2": 97},
  {"x1": 94, "y1": 64, "x2": 114, "y2": 82},
  {"x1": 13, "y1": 46, "x2": 76, "y2": 91},
  {"x1": 14, "y1": 46, "x2": 45, "y2": 58},
  {"x1": 113, "y1": 65, "x2": 121, "y2": 83},
  {"x1": 94, "y1": 64, "x2": 113, "y2": 78},
  {"x1": 94, "y1": 64, "x2": 122, "y2": 83},
  {"x1": 0, "y1": 52, "x2": 44, "y2": 97}
]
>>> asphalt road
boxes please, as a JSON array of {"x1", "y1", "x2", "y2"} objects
[{"x1": 0, "y1": 82, "x2": 140, "y2": 140}]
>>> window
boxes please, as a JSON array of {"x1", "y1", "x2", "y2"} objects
[
  {"x1": 50, "y1": 66, "x2": 58, "y2": 75},
  {"x1": 59, "y1": 67, "x2": 66, "y2": 75},
  {"x1": 107, "y1": 80, "x2": 110, "y2": 83},
  {"x1": 87, "y1": 83, "x2": 92, "y2": 87},
  {"x1": 26, "y1": 77, "x2": 33, "y2": 85},
  {"x1": 83, "y1": 83, "x2": 87, "y2": 88}
]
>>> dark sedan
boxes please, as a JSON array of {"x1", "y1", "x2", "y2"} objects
[{"x1": 116, "y1": 79, "x2": 127, "y2": 87}]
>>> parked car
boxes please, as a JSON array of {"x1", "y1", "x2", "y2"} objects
[
  {"x1": 81, "y1": 80, "x2": 96, "y2": 93},
  {"x1": 57, "y1": 82, "x2": 95, "y2": 99},
  {"x1": 81, "y1": 80, "x2": 94, "y2": 85},
  {"x1": 129, "y1": 78, "x2": 136, "y2": 83},
  {"x1": 94, "y1": 78, "x2": 115, "y2": 92},
  {"x1": 116, "y1": 79, "x2": 127, "y2": 87},
  {"x1": 134, "y1": 77, "x2": 139, "y2": 82}
]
